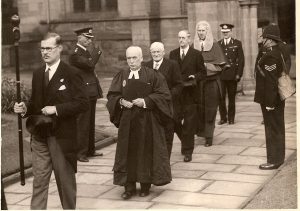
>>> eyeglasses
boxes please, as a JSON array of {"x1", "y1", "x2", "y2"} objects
[{"x1": 40, "y1": 46, "x2": 58, "y2": 52}]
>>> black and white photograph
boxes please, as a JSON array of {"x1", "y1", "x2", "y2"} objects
[{"x1": 1, "y1": 0, "x2": 296, "y2": 209}]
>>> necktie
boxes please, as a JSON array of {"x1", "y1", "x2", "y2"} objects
[
  {"x1": 201, "y1": 42, "x2": 204, "y2": 51},
  {"x1": 181, "y1": 50, "x2": 185, "y2": 60},
  {"x1": 154, "y1": 62, "x2": 159, "y2": 70},
  {"x1": 44, "y1": 68, "x2": 50, "y2": 87}
]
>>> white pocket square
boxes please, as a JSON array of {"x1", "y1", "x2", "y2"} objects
[{"x1": 58, "y1": 85, "x2": 66, "y2": 90}]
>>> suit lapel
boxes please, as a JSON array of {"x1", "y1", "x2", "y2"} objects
[
  {"x1": 158, "y1": 59, "x2": 168, "y2": 75},
  {"x1": 45, "y1": 62, "x2": 65, "y2": 104},
  {"x1": 181, "y1": 47, "x2": 192, "y2": 70}
]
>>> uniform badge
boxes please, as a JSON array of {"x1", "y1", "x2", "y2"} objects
[
  {"x1": 122, "y1": 80, "x2": 126, "y2": 87},
  {"x1": 265, "y1": 64, "x2": 276, "y2": 72},
  {"x1": 60, "y1": 78, "x2": 64, "y2": 83},
  {"x1": 75, "y1": 48, "x2": 78, "y2": 53}
]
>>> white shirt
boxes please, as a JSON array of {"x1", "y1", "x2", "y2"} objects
[
  {"x1": 153, "y1": 59, "x2": 163, "y2": 70},
  {"x1": 224, "y1": 37, "x2": 231, "y2": 45},
  {"x1": 128, "y1": 68, "x2": 141, "y2": 79},
  {"x1": 45, "y1": 59, "x2": 60, "y2": 81},
  {"x1": 180, "y1": 45, "x2": 190, "y2": 57}
]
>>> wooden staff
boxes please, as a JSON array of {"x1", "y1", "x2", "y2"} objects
[{"x1": 11, "y1": 14, "x2": 25, "y2": 186}]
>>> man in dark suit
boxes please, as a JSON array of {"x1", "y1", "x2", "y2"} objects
[
  {"x1": 69, "y1": 27, "x2": 103, "y2": 162},
  {"x1": 169, "y1": 30, "x2": 206, "y2": 162},
  {"x1": 145, "y1": 42, "x2": 183, "y2": 157},
  {"x1": 218, "y1": 24, "x2": 244, "y2": 125},
  {"x1": 14, "y1": 32, "x2": 89, "y2": 209}
]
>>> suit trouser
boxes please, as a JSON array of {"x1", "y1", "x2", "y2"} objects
[
  {"x1": 261, "y1": 101, "x2": 285, "y2": 164},
  {"x1": 30, "y1": 136, "x2": 76, "y2": 209},
  {"x1": 164, "y1": 120, "x2": 175, "y2": 158},
  {"x1": 219, "y1": 80, "x2": 237, "y2": 122},
  {"x1": 77, "y1": 99, "x2": 97, "y2": 158},
  {"x1": 174, "y1": 104, "x2": 197, "y2": 155}
]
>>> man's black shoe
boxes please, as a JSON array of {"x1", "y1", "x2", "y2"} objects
[
  {"x1": 218, "y1": 119, "x2": 227, "y2": 125},
  {"x1": 259, "y1": 163, "x2": 282, "y2": 170},
  {"x1": 121, "y1": 191, "x2": 136, "y2": 200},
  {"x1": 88, "y1": 152, "x2": 103, "y2": 157},
  {"x1": 205, "y1": 138, "x2": 212, "y2": 147},
  {"x1": 228, "y1": 120, "x2": 234, "y2": 125},
  {"x1": 183, "y1": 154, "x2": 192, "y2": 162},
  {"x1": 78, "y1": 157, "x2": 89, "y2": 162},
  {"x1": 139, "y1": 190, "x2": 150, "y2": 197}
]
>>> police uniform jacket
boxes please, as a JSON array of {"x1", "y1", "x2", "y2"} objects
[
  {"x1": 69, "y1": 44, "x2": 103, "y2": 99},
  {"x1": 218, "y1": 38, "x2": 244, "y2": 80},
  {"x1": 254, "y1": 45, "x2": 283, "y2": 107}
]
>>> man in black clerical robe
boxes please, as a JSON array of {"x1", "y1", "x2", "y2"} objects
[{"x1": 106, "y1": 46, "x2": 172, "y2": 200}]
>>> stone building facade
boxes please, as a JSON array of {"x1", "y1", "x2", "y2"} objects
[{"x1": 2, "y1": 0, "x2": 295, "y2": 88}]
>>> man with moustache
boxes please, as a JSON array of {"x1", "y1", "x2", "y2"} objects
[
  {"x1": 169, "y1": 30, "x2": 206, "y2": 162},
  {"x1": 14, "y1": 32, "x2": 88, "y2": 209},
  {"x1": 145, "y1": 42, "x2": 183, "y2": 157}
]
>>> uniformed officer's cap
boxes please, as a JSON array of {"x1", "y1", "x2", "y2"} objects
[
  {"x1": 262, "y1": 24, "x2": 281, "y2": 42},
  {"x1": 74, "y1": 27, "x2": 94, "y2": 38},
  {"x1": 220, "y1": 24, "x2": 234, "y2": 32}
]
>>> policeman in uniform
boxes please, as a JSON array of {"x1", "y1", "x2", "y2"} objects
[
  {"x1": 218, "y1": 24, "x2": 244, "y2": 125},
  {"x1": 254, "y1": 24, "x2": 286, "y2": 170},
  {"x1": 69, "y1": 27, "x2": 103, "y2": 162}
]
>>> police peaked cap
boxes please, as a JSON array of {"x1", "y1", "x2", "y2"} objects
[
  {"x1": 220, "y1": 23, "x2": 234, "y2": 32},
  {"x1": 262, "y1": 24, "x2": 281, "y2": 42},
  {"x1": 74, "y1": 27, "x2": 94, "y2": 38}
]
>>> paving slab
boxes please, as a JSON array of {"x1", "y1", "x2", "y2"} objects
[
  {"x1": 202, "y1": 180, "x2": 262, "y2": 196},
  {"x1": 217, "y1": 132, "x2": 253, "y2": 139},
  {"x1": 240, "y1": 147, "x2": 295, "y2": 158},
  {"x1": 16, "y1": 194, "x2": 62, "y2": 208},
  {"x1": 172, "y1": 162, "x2": 237, "y2": 172},
  {"x1": 154, "y1": 178, "x2": 212, "y2": 192},
  {"x1": 217, "y1": 127, "x2": 253, "y2": 134},
  {"x1": 75, "y1": 184, "x2": 114, "y2": 198},
  {"x1": 201, "y1": 172, "x2": 269, "y2": 184},
  {"x1": 233, "y1": 165, "x2": 277, "y2": 175},
  {"x1": 152, "y1": 190, "x2": 247, "y2": 209},
  {"x1": 76, "y1": 197, "x2": 153, "y2": 209},
  {"x1": 170, "y1": 152, "x2": 222, "y2": 163},
  {"x1": 77, "y1": 165, "x2": 113, "y2": 174},
  {"x1": 217, "y1": 155, "x2": 266, "y2": 165},
  {"x1": 194, "y1": 145, "x2": 247, "y2": 155},
  {"x1": 222, "y1": 138, "x2": 264, "y2": 147},
  {"x1": 5, "y1": 193, "x2": 31, "y2": 205},
  {"x1": 6, "y1": 205, "x2": 31, "y2": 210},
  {"x1": 149, "y1": 202, "x2": 206, "y2": 209},
  {"x1": 171, "y1": 169, "x2": 206, "y2": 178},
  {"x1": 76, "y1": 172, "x2": 112, "y2": 185},
  {"x1": 77, "y1": 157, "x2": 114, "y2": 166}
]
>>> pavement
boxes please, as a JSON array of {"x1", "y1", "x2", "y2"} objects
[{"x1": 3, "y1": 77, "x2": 297, "y2": 209}]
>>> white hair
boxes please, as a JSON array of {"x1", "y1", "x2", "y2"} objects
[
  {"x1": 194, "y1": 21, "x2": 214, "y2": 51},
  {"x1": 126, "y1": 46, "x2": 143, "y2": 57},
  {"x1": 150, "y1": 42, "x2": 165, "y2": 51}
]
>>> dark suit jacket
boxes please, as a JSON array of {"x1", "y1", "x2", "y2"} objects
[
  {"x1": 25, "y1": 61, "x2": 89, "y2": 171},
  {"x1": 218, "y1": 38, "x2": 244, "y2": 80},
  {"x1": 169, "y1": 47, "x2": 206, "y2": 105},
  {"x1": 145, "y1": 58, "x2": 183, "y2": 121},
  {"x1": 69, "y1": 44, "x2": 103, "y2": 99}
]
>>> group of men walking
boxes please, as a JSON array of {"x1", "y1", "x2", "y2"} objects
[{"x1": 13, "y1": 18, "x2": 289, "y2": 209}]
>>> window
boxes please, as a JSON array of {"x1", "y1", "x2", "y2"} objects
[
  {"x1": 89, "y1": 0, "x2": 101, "y2": 12},
  {"x1": 73, "y1": 0, "x2": 85, "y2": 12}
]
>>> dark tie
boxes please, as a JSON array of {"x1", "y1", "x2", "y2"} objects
[
  {"x1": 201, "y1": 43, "x2": 204, "y2": 51},
  {"x1": 44, "y1": 68, "x2": 50, "y2": 87},
  {"x1": 181, "y1": 51, "x2": 185, "y2": 60}
]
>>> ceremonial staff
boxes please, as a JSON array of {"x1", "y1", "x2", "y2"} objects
[{"x1": 11, "y1": 14, "x2": 25, "y2": 186}]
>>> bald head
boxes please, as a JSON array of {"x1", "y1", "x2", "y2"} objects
[
  {"x1": 150, "y1": 42, "x2": 165, "y2": 62},
  {"x1": 126, "y1": 46, "x2": 143, "y2": 71}
]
